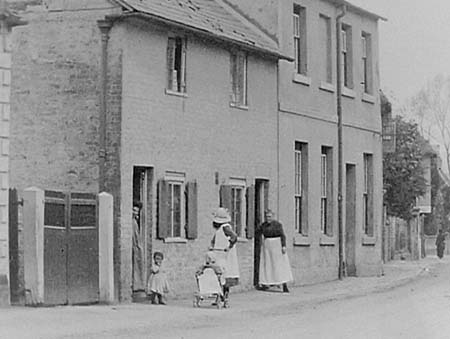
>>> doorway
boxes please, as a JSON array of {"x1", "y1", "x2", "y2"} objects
[
  {"x1": 253, "y1": 179, "x2": 269, "y2": 286},
  {"x1": 132, "y1": 167, "x2": 153, "y2": 300},
  {"x1": 345, "y1": 164, "x2": 357, "y2": 276}
]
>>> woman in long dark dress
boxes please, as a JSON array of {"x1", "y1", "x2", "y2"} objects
[
  {"x1": 436, "y1": 229, "x2": 446, "y2": 259},
  {"x1": 257, "y1": 210, "x2": 293, "y2": 292}
]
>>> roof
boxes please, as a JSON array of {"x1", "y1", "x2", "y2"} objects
[
  {"x1": 324, "y1": 0, "x2": 387, "y2": 21},
  {"x1": 111, "y1": 0, "x2": 288, "y2": 60}
]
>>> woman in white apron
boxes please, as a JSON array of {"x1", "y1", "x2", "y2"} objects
[
  {"x1": 210, "y1": 207, "x2": 240, "y2": 306},
  {"x1": 257, "y1": 210, "x2": 293, "y2": 292}
]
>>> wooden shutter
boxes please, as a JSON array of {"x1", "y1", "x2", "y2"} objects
[
  {"x1": 230, "y1": 53, "x2": 237, "y2": 103},
  {"x1": 236, "y1": 53, "x2": 244, "y2": 104},
  {"x1": 219, "y1": 185, "x2": 232, "y2": 214},
  {"x1": 167, "y1": 37, "x2": 176, "y2": 90},
  {"x1": 157, "y1": 180, "x2": 171, "y2": 239},
  {"x1": 185, "y1": 181, "x2": 198, "y2": 239},
  {"x1": 180, "y1": 38, "x2": 187, "y2": 92},
  {"x1": 246, "y1": 185, "x2": 255, "y2": 239}
]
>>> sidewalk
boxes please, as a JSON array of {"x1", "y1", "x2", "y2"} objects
[{"x1": 0, "y1": 256, "x2": 444, "y2": 339}]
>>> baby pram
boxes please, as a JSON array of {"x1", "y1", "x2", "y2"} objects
[{"x1": 193, "y1": 251, "x2": 227, "y2": 309}]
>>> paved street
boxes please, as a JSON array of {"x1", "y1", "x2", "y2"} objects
[{"x1": 0, "y1": 256, "x2": 448, "y2": 339}]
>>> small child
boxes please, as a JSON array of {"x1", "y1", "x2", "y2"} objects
[{"x1": 147, "y1": 251, "x2": 170, "y2": 305}]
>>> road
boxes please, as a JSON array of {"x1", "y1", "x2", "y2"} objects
[{"x1": 1, "y1": 259, "x2": 449, "y2": 339}]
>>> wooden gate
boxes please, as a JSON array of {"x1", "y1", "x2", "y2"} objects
[{"x1": 44, "y1": 191, "x2": 99, "y2": 305}]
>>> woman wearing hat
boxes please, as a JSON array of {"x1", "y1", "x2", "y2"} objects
[{"x1": 210, "y1": 207, "x2": 240, "y2": 307}]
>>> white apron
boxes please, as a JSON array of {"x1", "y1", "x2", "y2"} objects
[
  {"x1": 213, "y1": 224, "x2": 240, "y2": 279},
  {"x1": 259, "y1": 237, "x2": 293, "y2": 285}
]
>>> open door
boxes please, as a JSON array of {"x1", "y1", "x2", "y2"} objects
[
  {"x1": 132, "y1": 167, "x2": 153, "y2": 301},
  {"x1": 253, "y1": 179, "x2": 269, "y2": 286}
]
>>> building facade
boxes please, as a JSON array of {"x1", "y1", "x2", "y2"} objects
[{"x1": 9, "y1": 0, "x2": 384, "y2": 304}]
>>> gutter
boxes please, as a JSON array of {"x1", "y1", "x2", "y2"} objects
[
  {"x1": 97, "y1": 20, "x2": 113, "y2": 192},
  {"x1": 336, "y1": 4, "x2": 347, "y2": 281},
  {"x1": 105, "y1": 12, "x2": 293, "y2": 62}
]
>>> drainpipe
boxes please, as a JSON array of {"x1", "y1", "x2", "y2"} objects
[
  {"x1": 336, "y1": 4, "x2": 347, "y2": 280},
  {"x1": 97, "y1": 20, "x2": 112, "y2": 192}
]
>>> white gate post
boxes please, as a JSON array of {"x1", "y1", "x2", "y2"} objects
[
  {"x1": 98, "y1": 192, "x2": 114, "y2": 303},
  {"x1": 23, "y1": 187, "x2": 44, "y2": 305}
]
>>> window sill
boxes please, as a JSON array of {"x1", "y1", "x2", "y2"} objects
[
  {"x1": 292, "y1": 73, "x2": 311, "y2": 86},
  {"x1": 342, "y1": 87, "x2": 356, "y2": 99},
  {"x1": 229, "y1": 103, "x2": 249, "y2": 111},
  {"x1": 163, "y1": 237, "x2": 187, "y2": 244},
  {"x1": 319, "y1": 235, "x2": 336, "y2": 246},
  {"x1": 293, "y1": 234, "x2": 310, "y2": 247},
  {"x1": 237, "y1": 237, "x2": 248, "y2": 243},
  {"x1": 362, "y1": 93, "x2": 375, "y2": 104},
  {"x1": 362, "y1": 235, "x2": 376, "y2": 246},
  {"x1": 165, "y1": 89, "x2": 188, "y2": 98},
  {"x1": 319, "y1": 81, "x2": 335, "y2": 93}
]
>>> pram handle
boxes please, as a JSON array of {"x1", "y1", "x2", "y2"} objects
[{"x1": 208, "y1": 247, "x2": 228, "y2": 252}]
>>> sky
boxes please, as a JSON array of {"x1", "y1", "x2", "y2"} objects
[{"x1": 350, "y1": 0, "x2": 450, "y2": 107}]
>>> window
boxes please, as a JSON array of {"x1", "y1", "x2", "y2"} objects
[
  {"x1": 293, "y1": 4, "x2": 307, "y2": 75},
  {"x1": 167, "y1": 36, "x2": 187, "y2": 93},
  {"x1": 157, "y1": 173, "x2": 198, "y2": 240},
  {"x1": 363, "y1": 154, "x2": 374, "y2": 236},
  {"x1": 220, "y1": 179, "x2": 246, "y2": 236},
  {"x1": 295, "y1": 141, "x2": 308, "y2": 235},
  {"x1": 230, "y1": 51, "x2": 247, "y2": 107},
  {"x1": 320, "y1": 14, "x2": 332, "y2": 84},
  {"x1": 321, "y1": 147, "x2": 333, "y2": 235},
  {"x1": 361, "y1": 32, "x2": 373, "y2": 94},
  {"x1": 341, "y1": 25, "x2": 353, "y2": 88}
]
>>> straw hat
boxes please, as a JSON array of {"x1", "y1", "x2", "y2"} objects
[{"x1": 212, "y1": 207, "x2": 231, "y2": 224}]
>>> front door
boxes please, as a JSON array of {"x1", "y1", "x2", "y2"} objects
[
  {"x1": 132, "y1": 166, "x2": 153, "y2": 299},
  {"x1": 345, "y1": 164, "x2": 357, "y2": 276},
  {"x1": 44, "y1": 191, "x2": 98, "y2": 305},
  {"x1": 253, "y1": 179, "x2": 269, "y2": 286}
]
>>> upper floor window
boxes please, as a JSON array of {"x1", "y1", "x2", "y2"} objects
[
  {"x1": 167, "y1": 36, "x2": 187, "y2": 93},
  {"x1": 320, "y1": 14, "x2": 332, "y2": 84},
  {"x1": 321, "y1": 146, "x2": 333, "y2": 236},
  {"x1": 230, "y1": 51, "x2": 247, "y2": 107},
  {"x1": 361, "y1": 32, "x2": 373, "y2": 94},
  {"x1": 341, "y1": 24, "x2": 353, "y2": 89},
  {"x1": 295, "y1": 141, "x2": 308, "y2": 235},
  {"x1": 293, "y1": 4, "x2": 307, "y2": 76}
]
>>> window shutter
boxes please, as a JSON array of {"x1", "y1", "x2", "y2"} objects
[
  {"x1": 219, "y1": 185, "x2": 232, "y2": 214},
  {"x1": 167, "y1": 37, "x2": 176, "y2": 90},
  {"x1": 157, "y1": 180, "x2": 171, "y2": 239},
  {"x1": 236, "y1": 54, "x2": 244, "y2": 104},
  {"x1": 180, "y1": 38, "x2": 187, "y2": 92},
  {"x1": 230, "y1": 53, "x2": 237, "y2": 103},
  {"x1": 185, "y1": 181, "x2": 198, "y2": 239},
  {"x1": 246, "y1": 185, "x2": 255, "y2": 239}
]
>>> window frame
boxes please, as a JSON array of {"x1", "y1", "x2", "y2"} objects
[
  {"x1": 293, "y1": 4, "x2": 307, "y2": 76},
  {"x1": 295, "y1": 141, "x2": 308, "y2": 235},
  {"x1": 165, "y1": 172, "x2": 186, "y2": 239},
  {"x1": 230, "y1": 50, "x2": 248, "y2": 107},
  {"x1": 321, "y1": 146, "x2": 333, "y2": 236},
  {"x1": 361, "y1": 32, "x2": 373, "y2": 94},
  {"x1": 166, "y1": 35, "x2": 187, "y2": 94},
  {"x1": 320, "y1": 14, "x2": 332, "y2": 84},
  {"x1": 341, "y1": 24, "x2": 353, "y2": 89},
  {"x1": 363, "y1": 153, "x2": 374, "y2": 236}
]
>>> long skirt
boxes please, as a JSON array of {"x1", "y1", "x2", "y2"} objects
[
  {"x1": 437, "y1": 243, "x2": 445, "y2": 259},
  {"x1": 259, "y1": 237, "x2": 293, "y2": 285},
  {"x1": 214, "y1": 246, "x2": 240, "y2": 287}
]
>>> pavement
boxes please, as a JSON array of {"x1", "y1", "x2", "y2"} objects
[{"x1": 0, "y1": 256, "x2": 445, "y2": 339}]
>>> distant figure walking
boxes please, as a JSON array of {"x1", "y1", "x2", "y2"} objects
[
  {"x1": 436, "y1": 229, "x2": 446, "y2": 259},
  {"x1": 257, "y1": 210, "x2": 293, "y2": 292}
]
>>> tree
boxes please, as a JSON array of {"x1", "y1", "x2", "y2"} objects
[
  {"x1": 383, "y1": 115, "x2": 427, "y2": 220},
  {"x1": 408, "y1": 74, "x2": 450, "y2": 174}
]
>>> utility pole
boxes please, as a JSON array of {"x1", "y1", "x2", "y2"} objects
[{"x1": 336, "y1": 4, "x2": 347, "y2": 280}]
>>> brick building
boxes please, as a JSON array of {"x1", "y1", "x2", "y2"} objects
[{"x1": 8, "y1": 0, "x2": 385, "y2": 304}]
